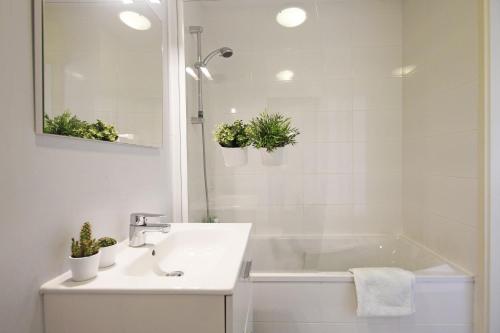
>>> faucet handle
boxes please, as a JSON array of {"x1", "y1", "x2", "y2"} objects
[{"x1": 130, "y1": 213, "x2": 167, "y2": 226}]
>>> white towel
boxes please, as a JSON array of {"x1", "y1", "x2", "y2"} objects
[{"x1": 349, "y1": 267, "x2": 416, "y2": 317}]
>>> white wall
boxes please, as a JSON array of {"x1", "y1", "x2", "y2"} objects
[
  {"x1": 402, "y1": 0, "x2": 481, "y2": 274},
  {"x1": 186, "y1": 0, "x2": 403, "y2": 235},
  {"x1": 0, "y1": 1, "x2": 172, "y2": 332}
]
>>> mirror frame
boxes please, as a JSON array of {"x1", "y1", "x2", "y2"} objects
[
  {"x1": 32, "y1": 0, "x2": 164, "y2": 148},
  {"x1": 33, "y1": 0, "x2": 44, "y2": 135}
]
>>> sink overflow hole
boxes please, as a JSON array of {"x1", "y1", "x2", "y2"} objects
[{"x1": 165, "y1": 271, "x2": 184, "y2": 277}]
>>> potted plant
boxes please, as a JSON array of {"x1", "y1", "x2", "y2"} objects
[
  {"x1": 97, "y1": 237, "x2": 118, "y2": 268},
  {"x1": 69, "y1": 222, "x2": 100, "y2": 281},
  {"x1": 44, "y1": 111, "x2": 119, "y2": 142},
  {"x1": 247, "y1": 112, "x2": 300, "y2": 166},
  {"x1": 213, "y1": 120, "x2": 251, "y2": 167}
]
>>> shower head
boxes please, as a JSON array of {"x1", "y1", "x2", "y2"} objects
[
  {"x1": 201, "y1": 47, "x2": 234, "y2": 66},
  {"x1": 219, "y1": 47, "x2": 234, "y2": 58}
]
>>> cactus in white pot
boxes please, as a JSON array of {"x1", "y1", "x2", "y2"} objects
[
  {"x1": 247, "y1": 112, "x2": 300, "y2": 166},
  {"x1": 69, "y1": 222, "x2": 100, "y2": 281},
  {"x1": 214, "y1": 120, "x2": 251, "y2": 167},
  {"x1": 97, "y1": 237, "x2": 118, "y2": 268}
]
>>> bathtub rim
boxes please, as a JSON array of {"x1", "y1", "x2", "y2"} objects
[
  {"x1": 249, "y1": 234, "x2": 474, "y2": 283},
  {"x1": 251, "y1": 272, "x2": 474, "y2": 283}
]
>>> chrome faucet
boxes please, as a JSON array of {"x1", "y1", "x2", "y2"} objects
[{"x1": 129, "y1": 213, "x2": 170, "y2": 247}]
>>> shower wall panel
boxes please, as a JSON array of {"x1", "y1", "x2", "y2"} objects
[{"x1": 185, "y1": 0, "x2": 403, "y2": 235}]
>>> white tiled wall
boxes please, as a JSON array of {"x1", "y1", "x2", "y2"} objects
[
  {"x1": 184, "y1": 0, "x2": 480, "y2": 272},
  {"x1": 185, "y1": 0, "x2": 403, "y2": 235},
  {"x1": 401, "y1": 0, "x2": 480, "y2": 274}
]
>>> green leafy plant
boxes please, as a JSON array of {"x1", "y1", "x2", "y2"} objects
[
  {"x1": 43, "y1": 111, "x2": 88, "y2": 137},
  {"x1": 81, "y1": 120, "x2": 119, "y2": 142},
  {"x1": 247, "y1": 112, "x2": 299, "y2": 152},
  {"x1": 44, "y1": 111, "x2": 119, "y2": 142},
  {"x1": 97, "y1": 237, "x2": 117, "y2": 248},
  {"x1": 71, "y1": 222, "x2": 100, "y2": 258},
  {"x1": 213, "y1": 120, "x2": 250, "y2": 148}
]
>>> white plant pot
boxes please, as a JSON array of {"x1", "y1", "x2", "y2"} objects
[
  {"x1": 261, "y1": 147, "x2": 286, "y2": 166},
  {"x1": 69, "y1": 252, "x2": 100, "y2": 282},
  {"x1": 220, "y1": 147, "x2": 248, "y2": 167},
  {"x1": 99, "y1": 244, "x2": 118, "y2": 268}
]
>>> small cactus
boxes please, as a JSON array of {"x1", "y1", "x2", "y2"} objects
[
  {"x1": 98, "y1": 237, "x2": 117, "y2": 248},
  {"x1": 80, "y1": 222, "x2": 92, "y2": 243},
  {"x1": 71, "y1": 238, "x2": 80, "y2": 257},
  {"x1": 71, "y1": 222, "x2": 100, "y2": 258}
]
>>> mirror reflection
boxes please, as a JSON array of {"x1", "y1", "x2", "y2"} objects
[{"x1": 41, "y1": 0, "x2": 163, "y2": 147}]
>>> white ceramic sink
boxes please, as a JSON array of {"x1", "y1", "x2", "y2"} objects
[
  {"x1": 126, "y1": 228, "x2": 238, "y2": 278},
  {"x1": 41, "y1": 223, "x2": 252, "y2": 295}
]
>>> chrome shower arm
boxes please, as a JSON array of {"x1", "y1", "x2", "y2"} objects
[{"x1": 200, "y1": 49, "x2": 222, "y2": 66}]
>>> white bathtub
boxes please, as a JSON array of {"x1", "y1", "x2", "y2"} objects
[{"x1": 250, "y1": 235, "x2": 474, "y2": 333}]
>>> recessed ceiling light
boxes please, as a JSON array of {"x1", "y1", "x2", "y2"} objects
[
  {"x1": 119, "y1": 11, "x2": 151, "y2": 31},
  {"x1": 276, "y1": 7, "x2": 307, "y2": 28},
  {"x1": 65, "y1": 70, "x2": 84, "y2": 80},
  {"x1": 230, "y1": 108, "x2": 237, "y2": 114},
  {"x1": 122, "y1": 0, "x2": 133, "y2": 4},
  {"x1": 276, "y1": 69, "x2": 294, "y2": 81},
  {"x1": 392, "y1": 65, "x2": 416, "y2": 78},
  {"x1": 149, "y1": 0, "x2": 161, "y2": 3}
]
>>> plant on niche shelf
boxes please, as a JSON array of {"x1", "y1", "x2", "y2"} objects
[
  {"x1": 247, "y1": 112, "x2": 299, "y2": 152},
  {"x1": 79, "y1": 120, "x2": 119, "y2": 142},
  {"x1": 213, "y1": 120, "x2": 251, "y2": 167},
  {"x1": 44, "y1": 111, "x2": 119, "y2": 142},
  {"x1": 44, "y1": 111, "x2": 88, "y2": 138},
  {"x1": 71, "y1": 222, "x2": 100, "y2": 258}
]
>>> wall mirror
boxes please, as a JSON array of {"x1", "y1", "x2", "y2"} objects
[{"x1": 34, "y1": 0, "x2": 164, "y2": 148}]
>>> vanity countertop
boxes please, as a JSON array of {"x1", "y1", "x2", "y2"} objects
[{"x1": 41, "y1": 223, "x2": 252, "y2": 295}]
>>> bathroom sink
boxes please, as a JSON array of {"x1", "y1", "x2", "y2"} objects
[
  {"x1": 41, "y1": 223, "x2": 252, "y2": 295},
  {"x1": 125, "y1": 228, "x2": 236, "y2": 278}
]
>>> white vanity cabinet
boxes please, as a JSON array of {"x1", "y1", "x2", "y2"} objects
[
  {"x1": 44, "y1": 270, "x2": 252, "y2": 333},
  {"x1": 226, "y1": 251, "x2": 253, "y2": 333},
  {"x1": 41, "y1": 223, "x2": 253, "y2": 333}
]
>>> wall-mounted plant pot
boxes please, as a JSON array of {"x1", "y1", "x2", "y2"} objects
[
  {"x1": 261, "y1": 147, "x2": 285, "y2": 166},
  {"x1": 99, "y1": 244, "x2": 118, "y2": 268},
  {"x1": 220, "y1": 147, "x2": 248, "y2": 167},
  {"x1": 69, "y1": 251, "x2": 100, "y2": 282}
]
